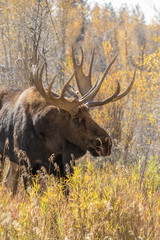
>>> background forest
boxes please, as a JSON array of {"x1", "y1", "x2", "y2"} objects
[
  {"x1": 0, "y1": 0, "x2": 160, "y2": 239},
  {"x1": 1, "y1": 0, "x2": 160, "y2": 163}
]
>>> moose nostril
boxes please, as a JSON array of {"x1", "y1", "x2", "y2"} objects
[{"x1": 95, "y1": 138, "x2": 102, "y2": 148}]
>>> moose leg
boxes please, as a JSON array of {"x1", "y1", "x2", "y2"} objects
[
  {"x1": 21, "y1": 162, "x2": 31, "y2": 192},
  {"x1": 0, "y1": 153, "x2": 5, "y2": 182},
  {"x1": 4, "y1": 158, "x2": 31, "y2": 194},
  {"x1": 4, "y1": 161, "x2": 20, "y2": 195}
]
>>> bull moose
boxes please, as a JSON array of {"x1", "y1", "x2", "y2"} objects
[{"x1": 0, "y1": 48, "x2": 136, "y2": 194}]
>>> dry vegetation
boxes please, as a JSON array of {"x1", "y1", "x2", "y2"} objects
[
  {"x1": 0, "y1": 157, "x2": 160, "y2": 239},
  {"x1": 0, "y1": 0, "x2": 160, "y2": 239}
]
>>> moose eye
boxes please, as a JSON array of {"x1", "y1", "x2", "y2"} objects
[
  {"x1": 73, "y1": 117, "x2": 79, "y2": 125},
  {"x1": 95, "y1": 139, "x2": 101, "y2": 147},
  {"x1": 73, "y1": 117, "x2": 86, "y2": 127}
]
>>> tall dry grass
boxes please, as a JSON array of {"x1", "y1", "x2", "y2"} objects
[{"x1": 0, "y1": 156, "x2": 159, "y2": 240}]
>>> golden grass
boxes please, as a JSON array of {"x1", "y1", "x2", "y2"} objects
[{"x1": 0, "y1": 156, "x2": 159, "y2": 240}]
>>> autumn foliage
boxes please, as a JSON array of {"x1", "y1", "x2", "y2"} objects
[{"x1": 0, "y1": 0, "x2": 160, "y2": 239}]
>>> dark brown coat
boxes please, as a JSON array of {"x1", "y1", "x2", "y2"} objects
[
  {"x1": 0, "y1": 48, "x2": 135, "y2": 193},
  {"x1": 0, "y1": 86, "x2": 111, "y2": 191}
]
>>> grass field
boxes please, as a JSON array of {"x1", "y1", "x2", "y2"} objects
[{"x1": 0, "y1": 156, "x2": 159, "y2": 240}]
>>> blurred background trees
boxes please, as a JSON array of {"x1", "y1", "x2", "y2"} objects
[{"x1": 0, "y1": 0, "x2": 160, "y2": 162}]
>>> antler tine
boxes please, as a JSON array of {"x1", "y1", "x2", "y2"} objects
[
  {"x1": 72, "y1": 46, "x2": 77, "y2": 66},
  {"x1": 47, "y1": 75, "x2": 57, "y2": 96},
  {"x1": 32, "y1": 63, "x2": 47, "y2": 99},
  {"x1": 61, "y1": 71, "x2": 75, "y2": 98},
  {"x1": 112, "y1": 67, "x2": 136, "y2": 102},
  {"x1": 80, "y1": 47, "x2": 84, "y2": 67},
  {"x1": 87, "y1": 80, "x2": 120, "y2": 107},
  {"x1": 99, "y1": 54, "x2": 118, "y2": 85},
  {"x1": 39, "y1": 63, "x2": 45, "y2": 83},
  {"x1": 88, "y1": 49, "x2": 94, "y2": 78}
]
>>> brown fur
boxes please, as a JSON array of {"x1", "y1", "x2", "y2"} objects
[{"x1": 0, "y1": 86, "x2": 112, "y2": 193}]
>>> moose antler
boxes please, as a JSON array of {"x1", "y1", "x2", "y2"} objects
[
  {"x1": 32, "y1": 47, "x2": 135, "y2": 113},
  {"x1": 72, "y1": 47, "x2": 119, "y2": 100},
  {"x1": 72, "y1": 47, "x2": 136, "y2": 107},
  {"x1": 72, "y1": 47, "x2": 94, "y2": 97},
  {"x1": 32, "y1": 61, "x2": 120, "y2": 113}
]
